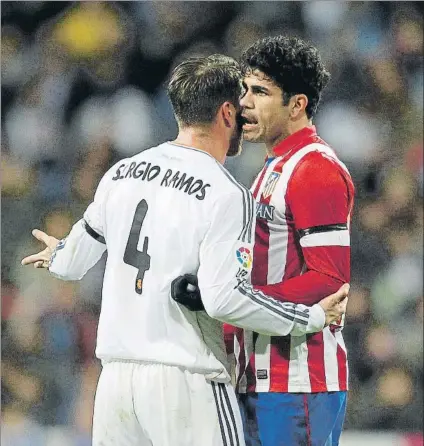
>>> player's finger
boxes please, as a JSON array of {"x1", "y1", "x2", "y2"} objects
[
  {"x1": 21, "y1": 252, "x2": 46, "y2": 266},
  {"x1": 332, "y1": 284, "x2": 350, "y2": 304},
  {"x1": 338, "y1": 296, "x2": 349, "y2": 313},
  {"x1": 34, "y1": 260, "x2": 45, "y2": 268},
  {"x1": 32, "y1": 229, "x2": 50, "y2": 245}
]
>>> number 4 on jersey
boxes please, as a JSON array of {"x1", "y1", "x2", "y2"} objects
[{"x1": 124, "y1": 199, "x2": 151, "y2": 294}]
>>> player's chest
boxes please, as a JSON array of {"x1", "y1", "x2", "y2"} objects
[{"x1": 251, "y1": 158, "x2": 294, "y2": 230}]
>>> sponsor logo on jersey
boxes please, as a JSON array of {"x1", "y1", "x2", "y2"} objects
[
  {"x1": 256, "y1": 369, "x2": 268, "y2": 380},
  {"x1": 262, "y1": 171, "x2": 280, "y2": 198},
  {"x1": 236, "y1": 247, "x2": 252, "y2": 269},
  {"x1": 256, "y1": 203, "x2": 275, "y2": 221}
]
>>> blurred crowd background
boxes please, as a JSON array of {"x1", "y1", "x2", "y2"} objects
[{"x1": 1, "y1": 2, "x2": 423, "y2": 445}]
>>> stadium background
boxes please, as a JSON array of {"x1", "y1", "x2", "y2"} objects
[{"x1": 1, "y1": 2, "x2": 422, "y2": 445}]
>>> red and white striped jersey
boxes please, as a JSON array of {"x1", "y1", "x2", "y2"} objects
[{"x1": 227, "y1": 126, "x2": 355, "y2": 393}]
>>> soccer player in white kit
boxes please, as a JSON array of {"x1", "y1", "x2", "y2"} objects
[{"x1": 22, "y1": 55, "x2": 349, "y2": 446}]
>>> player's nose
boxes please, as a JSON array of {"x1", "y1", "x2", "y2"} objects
[{"x1": 239, "y1": 91, "x2": 253, "y2": 109}]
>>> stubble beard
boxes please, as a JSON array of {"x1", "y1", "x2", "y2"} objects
[
  {"x1": 227, "y1": 114, "x2": 244, "y2": 157},
  {"x1": 242, "y1": 131, "x2": 264, "y2": 144},
  {"x1": 227, "y1": 129, "x2": 243, "y2": 157}
]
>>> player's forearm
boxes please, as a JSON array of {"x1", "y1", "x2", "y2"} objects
[
  {"x1": 201, "y1": 281, "x2": 325, "y2": 337},
  {"x1": 256, "y1": 270, "x2": 345, "y2": 306},
  {"x1": 49, "y1": 219, "x2": 106, "y2": 280},
  {"x1": 256, "y1": 243, "x2": 350, "y2": 305}
]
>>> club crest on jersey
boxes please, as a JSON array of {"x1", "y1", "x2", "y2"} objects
[
  {"x1": 262, "y1": 172, "x2": 280, "y2": 198},
  {"x1": 236, "y1": 247, "x2": 252, "y2": 269}
]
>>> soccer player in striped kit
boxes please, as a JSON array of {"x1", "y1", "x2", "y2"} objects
[{"x1": 229, "y1": 36, "x2": 355, "y2": 446}]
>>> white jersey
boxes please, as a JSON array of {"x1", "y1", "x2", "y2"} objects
[{"x1": 49, "y1": 142, "x2": 325, "y2": 382}]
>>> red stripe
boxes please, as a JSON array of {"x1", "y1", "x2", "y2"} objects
[
  {"x1": 245, "y1": 333, "x2": 257, "y2": 393},
  {"x1": 306, "y1": 332, "x2": 327, "y2": 392},
  {"x1": 282, "y1": 218, "x2": 303, "y2": 281},
  {"x1": 252, "y1": 165, "x2": 268, "y2": 197},
  {"x1": 223, "y1": 324, "x2": 236, "y2": 355},
  {"x1": 251, "y1": 163, "x2": 274, "y2": 287},
  {"x1": 336, "y1": 342, "x2": 348, "y2": 390},
  {"x1": 245, "y1": 362, "x2": 256, "y2": 393},
  {"x1": 269, "y1": 336, "x2": 291, "y2": 392},
  {"x1": 251, "y1": 220, "x2": 270, "y2": 286},
  {"x1": 303, "y1": 394, "x2": 312, "y2": 446}
]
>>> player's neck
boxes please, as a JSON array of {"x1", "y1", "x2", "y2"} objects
[
  {"x1": 266, "y1": 118, "x2": 313, "y2": 155},
  {"x1": 173, "y1": 128, "x2": 227, "y2": 164}
]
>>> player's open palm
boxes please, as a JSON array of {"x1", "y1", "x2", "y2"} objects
[
  {"x1": 21, "y1": 229, "x2": 60, "y2": 269},
  {"x1": 318, "y1": 284, "x2": 349, "y2": 326}
]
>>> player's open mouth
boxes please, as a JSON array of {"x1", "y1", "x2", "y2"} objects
[{"x1": 241, "y1": 116, "x2": 258, "y2": 130}]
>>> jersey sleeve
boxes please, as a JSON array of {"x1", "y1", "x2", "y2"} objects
[
  {"x1": 256, "y1": 152, "x2": 354, "y2": 307},
  {"x1": 48, "y1": 164, "x2": 116, "y2": 280},
  {"x1": 197, "y1": 187, "x2": 325, "y2": 337}
]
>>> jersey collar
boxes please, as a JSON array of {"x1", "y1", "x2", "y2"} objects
[{"x1": 271, "y1": 125, "x2": 317, "y2": 158}]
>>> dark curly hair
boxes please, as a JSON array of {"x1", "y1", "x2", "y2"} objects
[{"x1": 240, "y1": 36, "x2": 331, "y2": 119}]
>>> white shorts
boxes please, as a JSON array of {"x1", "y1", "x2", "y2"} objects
[{"x1": 92, "y1": 361, "x2": 245, "y2": 446}]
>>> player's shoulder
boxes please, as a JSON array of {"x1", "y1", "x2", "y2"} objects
[
  {"x1": 212, "y1": 161, "x2": 251, "y2": 196},
  {"x1": 159, "y1": 142, "x2": 251, "y2": 197},
  {"x1": 295, "y1": 141, "x2": 351, "y2": 179}
]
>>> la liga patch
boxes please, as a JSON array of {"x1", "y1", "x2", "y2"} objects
[{"x1": 236, "y1": 247, "x2": 252, "y2": 269}]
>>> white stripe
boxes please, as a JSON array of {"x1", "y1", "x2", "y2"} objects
[
  {"x1": 335, "y1": 329, "x2": 347, "y2": 353},
  {"x1": 323, "y1": 328, "x2": 340, "y2": 388},
  {"x1": 253, "y1": 335, "x2": 271, "y2": 392},
  {"x1": 266, "y1": 168, "x2": 289, "y2": 283},
  {"x1": 267, "y1": 211, "x2": 289, "y2": 283},
  {"x1": 300, "y1": 230, "x2": 350, "y2": 247},
  {"x1": 288, "y1": 335, "x2": 311, "y2": 392}
]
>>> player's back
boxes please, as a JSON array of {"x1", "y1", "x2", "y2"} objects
[{"x1": 96, "y1": 142, "x2": 236, "y2": 380}]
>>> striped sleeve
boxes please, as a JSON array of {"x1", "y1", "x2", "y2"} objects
[{"x1": 49, "y1": 219, "x2": 106, "y2": 281}]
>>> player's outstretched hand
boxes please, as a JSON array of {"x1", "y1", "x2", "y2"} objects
[
  {"x1": 318, "y1": 284, "x2": 350, "y2": 326},
  {"x1": 21, "y1": 229, "x2": 60, "y2": 269},
  {"x1": 171, "y1": 274, "x2": 204, "y2": 311}
]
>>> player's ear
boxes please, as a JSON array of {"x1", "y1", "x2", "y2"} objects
[
  {"x1": 290, "y1": 94, "x2": 308, "y2": 119},
  {"x1": 221, "y1": 102, "x2": 235, "y2": 129}
]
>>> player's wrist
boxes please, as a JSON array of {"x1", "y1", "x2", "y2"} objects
[{"x1": 309, "y1": 304, "x2": 326, "y2": 332}]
